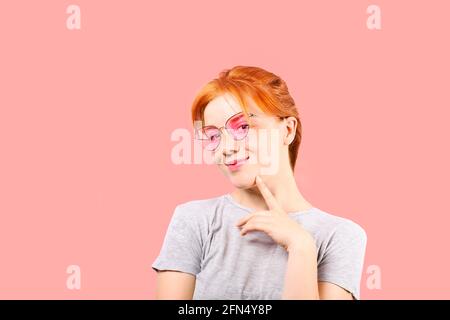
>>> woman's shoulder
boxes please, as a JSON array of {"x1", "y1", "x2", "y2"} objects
[
  {"x1": 176, "y1": 194, "x2": 226, "y2": 210},
  {"x1": 306, "y1": 207, "x2": 367, "y2": 242},
  {"x1": 172, "y1": 194, "x2": 227, "y2": 220}
]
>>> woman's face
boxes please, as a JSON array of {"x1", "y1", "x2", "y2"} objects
[{"x1": 202, "y1": 93, "x2": 286, "y2": 189}]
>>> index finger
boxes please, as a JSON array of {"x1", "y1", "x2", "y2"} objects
[{"x1": 255, "y1": 175, "x2": 281, "y2": 211}]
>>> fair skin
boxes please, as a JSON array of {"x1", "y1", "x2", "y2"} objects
[{"x1": 155, "y1": 93, "x2": 354, "y2": 300}]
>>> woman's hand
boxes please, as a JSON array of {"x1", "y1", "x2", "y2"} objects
[{"x1": 235, "y1": 176, "x2": 316, "y2": 253}]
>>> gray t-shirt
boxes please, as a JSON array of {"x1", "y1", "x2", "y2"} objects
[{"x1": 152, "y1": 194, "x2": 367, "y2": 300}]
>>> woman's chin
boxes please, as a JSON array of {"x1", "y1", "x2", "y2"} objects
[{"x1": 227, "y1": 173, "x2": 257, "y2": 189}]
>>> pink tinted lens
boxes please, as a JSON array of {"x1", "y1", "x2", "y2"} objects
[
  {"x1": 227, "y1": 114, "x2": 249, "y2": 140},
  {"x1": 202, "y1": 127, "x2": 221, "y2": 151}
]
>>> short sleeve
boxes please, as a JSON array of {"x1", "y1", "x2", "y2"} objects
[
  {"x1": 151, "y1": 205, "x2": 203, "y2": 276},
  {"x1": 317, "y1": 220, "x2": 367, "y2": 299}
]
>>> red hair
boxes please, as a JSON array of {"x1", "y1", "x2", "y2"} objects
[{"x1": 191, "y1": 66, "x2": 302, "y2": 170}]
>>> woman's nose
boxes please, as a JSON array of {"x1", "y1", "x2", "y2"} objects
[{"x1": 221, "y1": 129, "x2": 239, "y2": 156}]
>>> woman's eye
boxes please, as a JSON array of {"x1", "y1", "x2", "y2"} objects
[
  {"x1": 234, "y1": 123, "x2": 249, "y2": 131},
  {"x1": 209, "y1": 134, "x2": 220, "y2": 141}
]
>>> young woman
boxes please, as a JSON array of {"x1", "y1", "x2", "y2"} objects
[{"x1": 152, "y1": 66, "x2": 367, "y2": 300}]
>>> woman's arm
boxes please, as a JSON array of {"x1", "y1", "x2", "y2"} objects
[
  {"x1": 155, "y1": 270, "x2": 196, "y2": 299},
  {"x1": 282, "y1": 239, "x2": 319, "y2": 299},
  {"x1": 282, "y1": 238, "x2": 353, "y2": 300},
  {"x1": 318, "y1": 281, "x2": 354, "y2": 299}
]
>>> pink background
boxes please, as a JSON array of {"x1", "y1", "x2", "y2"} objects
[{"x1": 0, "y1": 0, "x2": 449, "y2": 299}]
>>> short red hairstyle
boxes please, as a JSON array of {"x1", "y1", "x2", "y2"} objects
[{"x1": 191, "y1": 66, "x2": 302, "y2": 170}]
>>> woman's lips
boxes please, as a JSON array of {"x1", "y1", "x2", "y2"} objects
[{"x1": 225, "y1": 156, "x2": 250, "y2": 171}]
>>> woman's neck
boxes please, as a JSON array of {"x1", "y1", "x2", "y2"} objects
[{"x1": 230, "y1": 171, "x2": 313, "y2": 214}]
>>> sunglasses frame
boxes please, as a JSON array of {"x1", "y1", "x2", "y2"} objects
[{"x1": 194, "y1": 112, "x2": 255, "y2": 151}]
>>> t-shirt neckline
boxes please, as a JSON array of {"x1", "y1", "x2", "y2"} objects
[{"x1": 223, "y1": 193, "x2": 316, "y2": 216}]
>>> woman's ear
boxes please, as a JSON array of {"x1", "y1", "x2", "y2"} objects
[{"x1": 283, "y1": 116, "x2": 298, "y2": 145}]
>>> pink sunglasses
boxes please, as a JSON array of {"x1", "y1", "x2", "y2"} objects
[{"x1": 195, "y1": 112, "x2": 255, "y2": 151}]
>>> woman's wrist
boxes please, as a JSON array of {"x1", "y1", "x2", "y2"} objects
[{"x1": 286, "y1": 233, "x2": 316, "y2": 255}]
